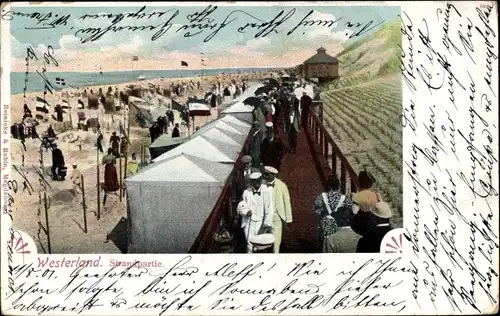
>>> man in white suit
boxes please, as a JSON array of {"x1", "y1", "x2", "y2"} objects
[
  {"x1": 238, "y1": 172, "x2": 274, "y2": 253},
  {"x1": 264, "y1": 166, "x2": 293, "y2": 253}
]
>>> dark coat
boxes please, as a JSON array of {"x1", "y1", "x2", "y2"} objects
[
  {"x1": 149, "y1": 126, "x2": 157, "y2": 142},
  {"x1": 260, "y1": 136, "x2": 285, "y2": 171},
  {"x1": 55, "y1": 105, "x2": 63, "y2": 122},
  {"x1": 300, "y1": 95, "x2": 313, "y2": 120},
  {"x1": 232, "y1": 167, "x2": 251, "y2": 203},
  {"x1": 210, "y1": 94, "x2": 217, "y2": 107},
  {"x1": 47, "y1": 127, "x2": 56, "y2": 138},
  {"x1": 351, "y1": 211, "x2": 392, "y2": 253},
  {"x1": 247, "y1": 129, "x2": 263, "y2": 168},
  {"x1": 52, "y1": 148, "x2": 65, "y2": 166},
  {"x1": 10, "y1": 124, "x2": 18, "y2": 139},
  {"x1": 285, "y1": 110, "x2": 301, "y2": 133},
  {"x1": 110, "y1": 135, "x2": 120, "y2": 152},
  {"x1": 172, "y1": 127, "x2": 180, "y2": 138}
]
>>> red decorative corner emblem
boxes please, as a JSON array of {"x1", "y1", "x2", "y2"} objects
[
  {"x1": 10, "y1": 234, "x2": 31, "y2": 254},
  {"x1": 8, "y1": 231, "x2": 36, "y2": 257},
  {"x1": 380, "y1": 228, "x2": 404, "y2": 254}
]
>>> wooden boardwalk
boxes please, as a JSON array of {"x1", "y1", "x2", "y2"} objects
[{"x1": 276, "y1": 124, "x2": 325, "y2": 253}]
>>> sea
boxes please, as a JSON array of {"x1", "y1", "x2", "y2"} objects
[{"x1": 10, "y1": 68, "x2": 276, "y2": 95}]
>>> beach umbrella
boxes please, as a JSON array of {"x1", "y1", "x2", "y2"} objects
[
  {"x1": 266, "y1": 78, "x2": 280, "y2": 87},
  {"x1": 243, "y1": 97, "x2": 263, "y2": 107},
  {"x1": 254, "y1": 85, "x2": 274, "y2": 96}
]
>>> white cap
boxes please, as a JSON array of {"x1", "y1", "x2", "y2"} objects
[
  {"x1": 264, "y1": 166, "x2": 278, "y2": 174},
  {"x1": 265, "y1": 122, "x2": 273, "y2": 128},
  {"x1": 249, "y1": 172, "x2": 262, "y2": 180}
]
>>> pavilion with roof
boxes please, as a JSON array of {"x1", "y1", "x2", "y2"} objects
[{"x1": 297, "y1": 47, "x2": 339, "y2": 83}]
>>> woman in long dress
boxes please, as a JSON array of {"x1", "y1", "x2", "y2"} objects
[
  {"x1": 313, "y1": 175, "x2": 360, "y2": 253},
  {"x1": 102, "y1": 148, "x2": 119, "y2": 192}
]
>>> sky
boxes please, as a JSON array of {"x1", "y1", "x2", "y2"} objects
[{"x1": 5, "y1": 4, "x2": 400, "y2": 72}]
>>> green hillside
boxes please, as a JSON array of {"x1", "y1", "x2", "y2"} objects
[
  {"x1": 330, "y1": 19, "x2": 402, "y2": 89},
  {"x1": 321, "y1": 19, "x2": 403, "y2": 227}
]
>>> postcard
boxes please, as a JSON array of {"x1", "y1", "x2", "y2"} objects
[{"x1": 1, "y1": 1, "x2": 498, "y2": 315}]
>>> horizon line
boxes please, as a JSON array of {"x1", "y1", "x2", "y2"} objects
[{"x1": 10, "y1": 66, "x2": 287, "y2": 73}]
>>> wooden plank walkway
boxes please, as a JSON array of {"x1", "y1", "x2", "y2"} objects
[{"x1": 276, "y1": 124, "x2": 325, "y2": 253}]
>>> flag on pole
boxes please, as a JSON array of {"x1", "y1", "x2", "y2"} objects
[
  {"x1": 181, "y1": 60, "x2": 188, "y2": 67},
  {"x1": 35, "y1": 97, "x2": 49, "y2": 115},
  {"x1": 61, "y1": 99, "x2": 70, "y2": 109},
  {"x1": 55, "y1": 77, "x2": 66, "y2": 85},
  {"x1": 119, "y1": 124, "x2": 130, "y2": 144},
  {"x1": 36, "y1": 96, "x2": 50, "y2": 109}
]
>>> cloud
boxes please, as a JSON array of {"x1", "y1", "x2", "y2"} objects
[
  {"x1": 242, "y1": 10, "x2": 352, "y2": 55},
  {"x1": 9, "y1": 9, "x2": 354, "y2": 71}
]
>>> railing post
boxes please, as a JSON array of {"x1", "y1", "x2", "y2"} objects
[
  {"x1": 319, "y1": 128, "x2": 324, "y2": 153},
  {"x1": 350, "y1": 178, "x2": 358, "y2": 195},
  {"x1": 81, "y1": 174, "x2": 87, "y2": 234},
  {"x1": 340, "y1": 164, "x2": 347, "y2": 194},
  {"x1": 324, "y1": 138, "x2": 328, "y2": 160},
  {"x1": 332, "y1": 151, "x2": 337, "y2": 178},
  {"x1": 319, "y1": 101, "x2": 324, "y2": 125}
]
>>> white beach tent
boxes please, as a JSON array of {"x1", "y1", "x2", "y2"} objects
[
  {"x1": 203, "y1": 126, "x2": 248, "y2": 145},
  {"x1": 222, "y1": 102, "x2": 254, "y2": 114},
  {"x1": 126, "y1": 153, "x2": 233, "y2": 253},
  {"x1": 197, "y1": 118, "x2": 247, "y2": 136},
  {"x1": 198, "y1": 119, "x2": 249, "y2": 144},
  {"x1": 153, "y1": 134, "x2": 241, "y2": 163},
  {"x1": 220, "y1": 114, "x2": 252, "y2": 129},
  {"x1": 220, "y1": 102, "x2": 254, "y2": 124},
  {"x1": 196, "y1": 127, "x2": 240, "y2": 147}
]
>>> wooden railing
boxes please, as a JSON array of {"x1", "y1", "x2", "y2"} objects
[
  {"x1": 306, "y1": 106, "x2": 359, "y2": 195},
  {"x1": 193, "y1": 101, "x2": 360, "y2": 253}
]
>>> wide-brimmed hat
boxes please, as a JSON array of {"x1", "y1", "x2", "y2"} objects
[{"x1": 372, "y1": 201, "x2": 392, "y2": 219}]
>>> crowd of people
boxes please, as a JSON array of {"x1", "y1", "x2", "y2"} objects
[
  {"x1": 230, "y1": 79, "x2": 394, "y2": 254},
  {"x1": 230, "y1": 80, "x2": 314, "y2": 253},
  {"x1": 149, "y1": 109, "x2": 177, "y2": 142}
]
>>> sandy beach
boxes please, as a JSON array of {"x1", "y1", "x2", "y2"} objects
[{"x1": 9, "y1": 70, "x2": 270, "y2": 254}]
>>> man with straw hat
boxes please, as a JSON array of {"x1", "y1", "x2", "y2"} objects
[
  {"x1": 264, "y1": 166, "x2": 293, "y2": 253},
  {"x1": 260, "y1": 122, "x2": 285, "y2": 171},
  {"x1": 238, "y1": 172, "x2": 273, "y2": 253}
]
